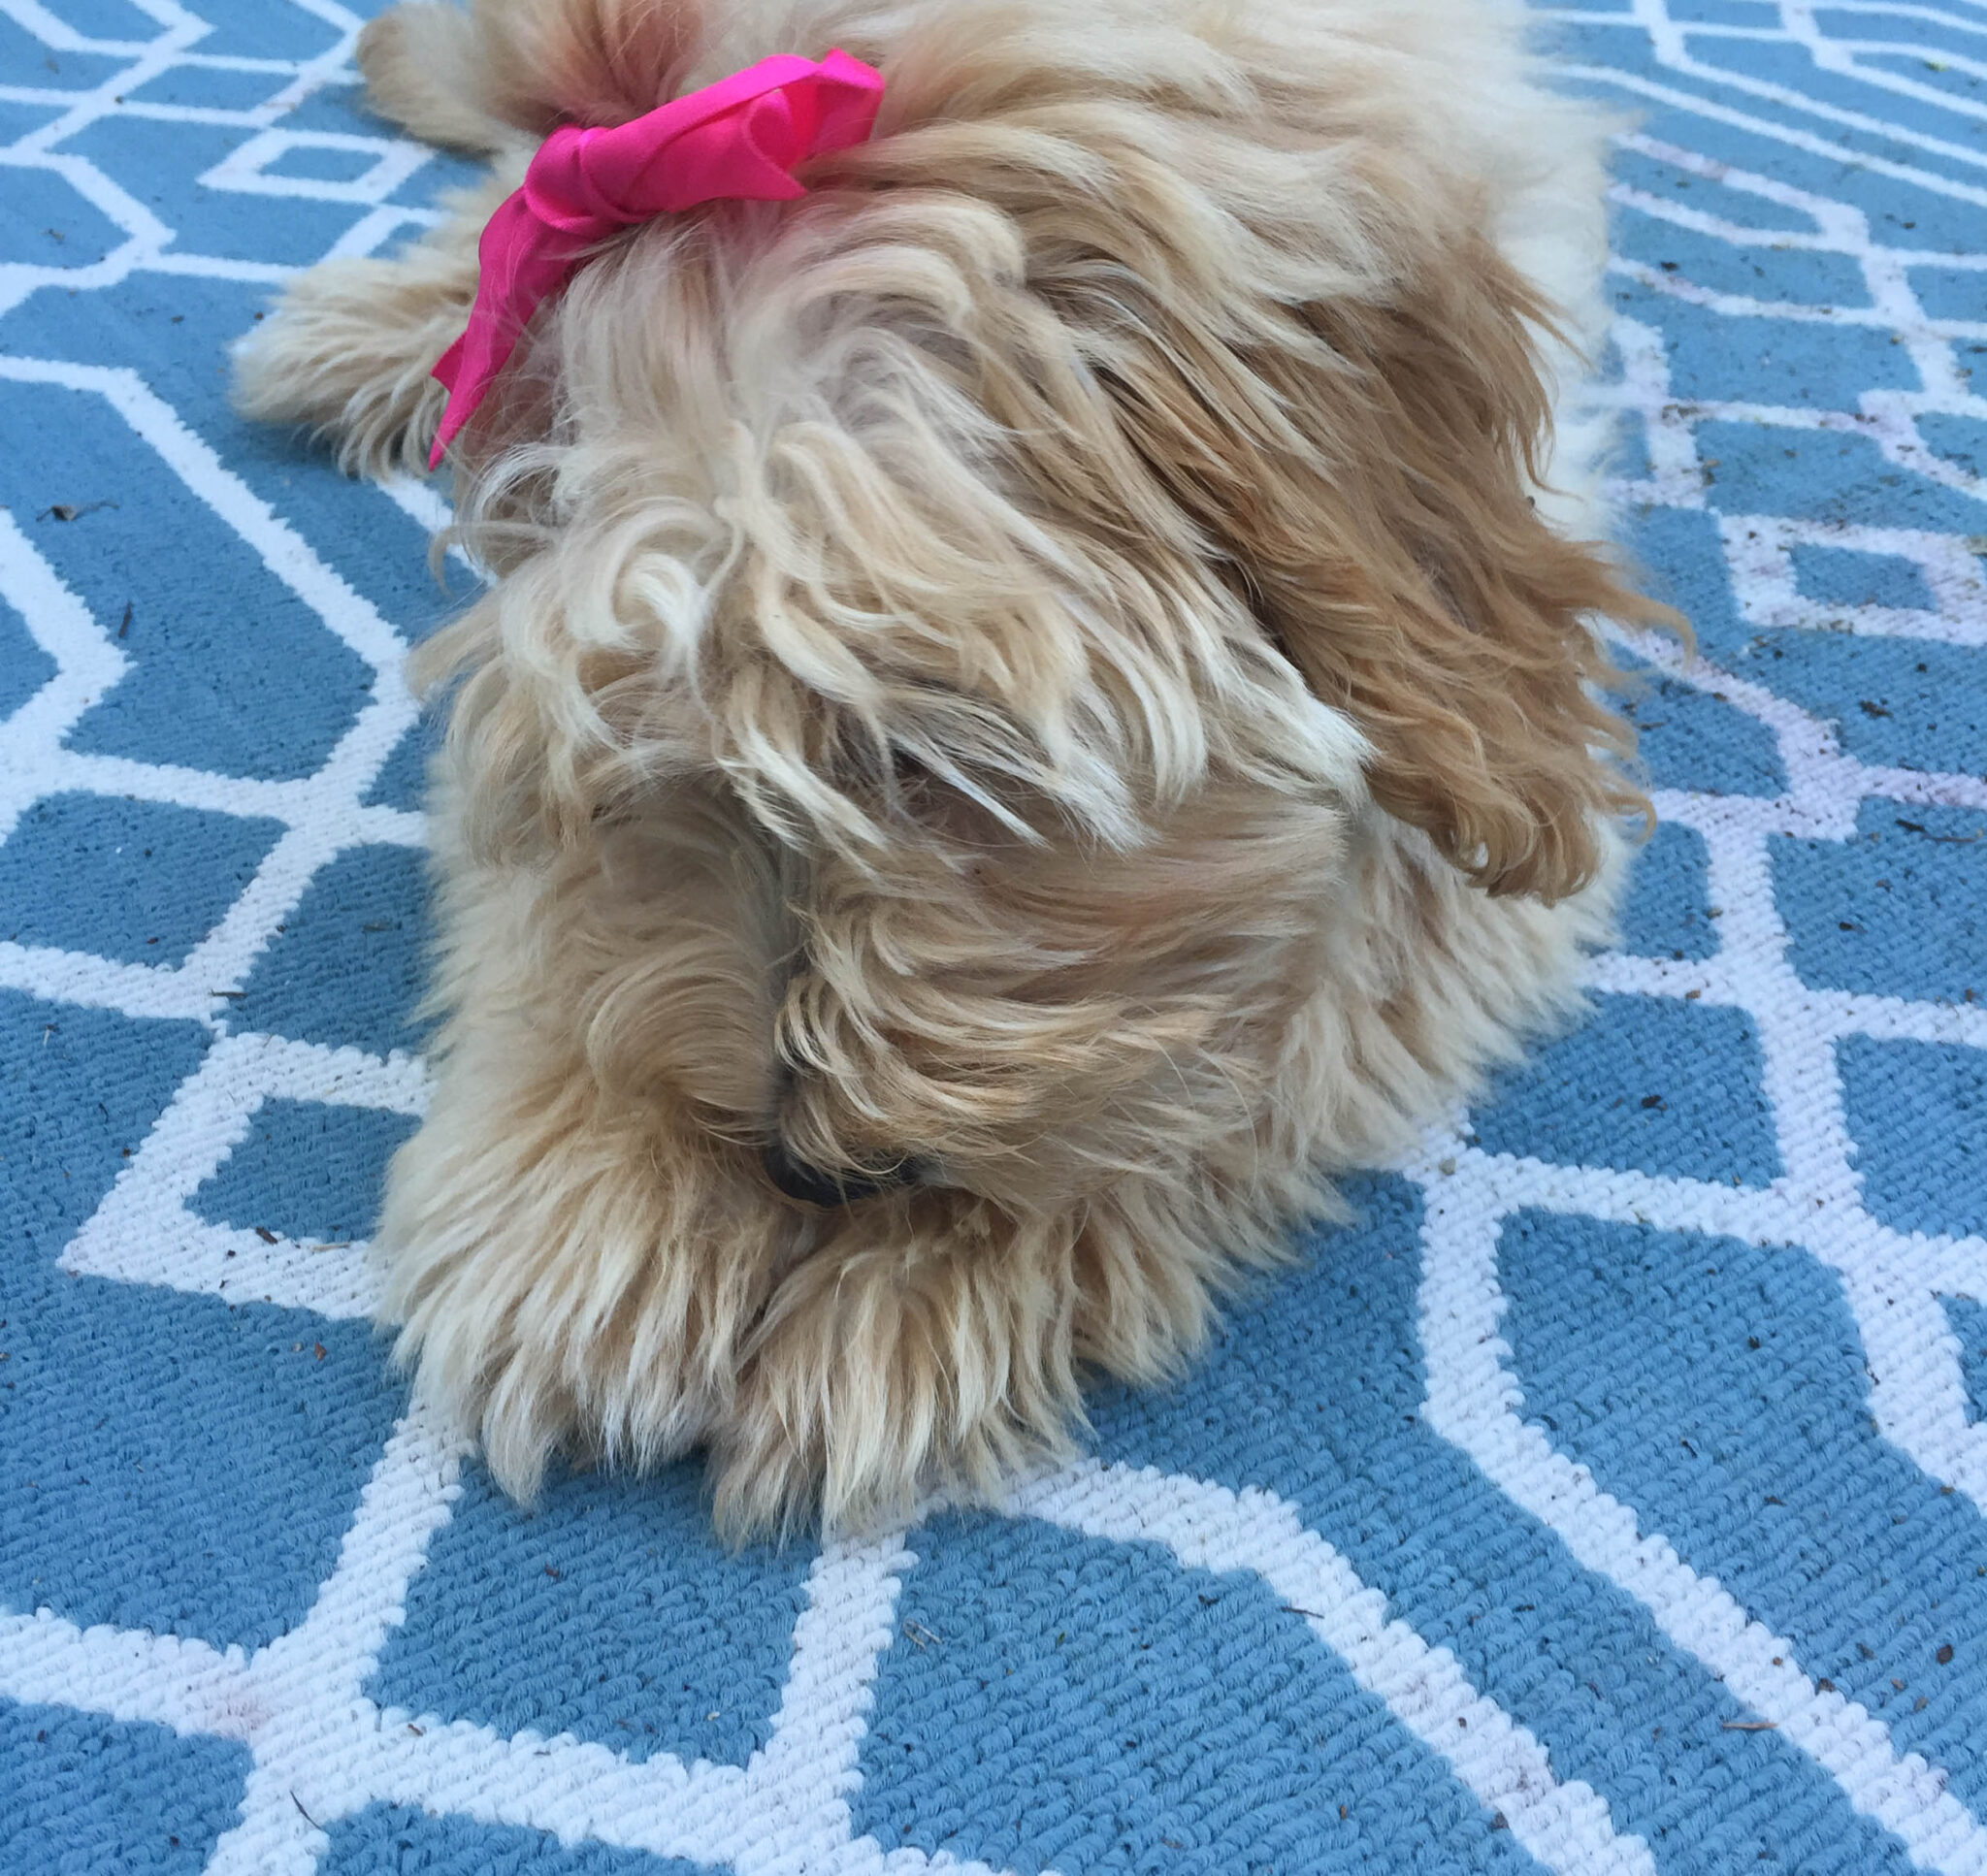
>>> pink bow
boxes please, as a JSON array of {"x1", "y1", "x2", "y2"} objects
[{"x1": 428, "y1": 49, "x2": 885, "y2": 468}]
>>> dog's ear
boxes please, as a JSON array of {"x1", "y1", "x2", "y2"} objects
[{"x1": 1091, "y1": 221, "x2": 1670, "y2": 903}]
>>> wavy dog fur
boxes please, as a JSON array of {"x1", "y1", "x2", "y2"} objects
[{"x1": 234, "y1": 0, "x2": 1674, "y2": 1536}]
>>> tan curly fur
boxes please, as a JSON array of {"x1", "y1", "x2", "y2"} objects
[{"x1": 232, "y1": 0, "x2": 1676, "y2": 1537}]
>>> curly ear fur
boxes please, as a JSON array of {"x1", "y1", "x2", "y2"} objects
[{"x1": 1111, "y1": 225, "x2": 1671, "y2": 903}]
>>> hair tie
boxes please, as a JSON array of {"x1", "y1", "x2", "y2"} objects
[{"x1": 428, "y1": 49, "x2": 885, "y2": 468}]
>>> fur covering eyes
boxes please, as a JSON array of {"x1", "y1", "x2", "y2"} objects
[{"x1": 234, "y1": 0, "x2": 1676, "y2": 1538}]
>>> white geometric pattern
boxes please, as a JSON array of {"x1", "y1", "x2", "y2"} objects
[{"x1": 1, "y1": 2, "x2": 1983, "y2": 1872}]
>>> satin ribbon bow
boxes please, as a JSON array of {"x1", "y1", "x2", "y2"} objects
[{"x1": 428, "y1": 49, "x2": 885, "y2": 468}]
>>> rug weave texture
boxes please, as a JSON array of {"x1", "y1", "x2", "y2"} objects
[{"x1": 2, "y1": 2, "x2": 1985, "y2": 1872}]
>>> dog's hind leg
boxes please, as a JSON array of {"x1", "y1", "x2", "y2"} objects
[{"x1": 229, "y1": 161, "x2": 519, "y2": 480}]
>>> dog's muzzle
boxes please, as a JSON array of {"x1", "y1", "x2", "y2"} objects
[{"x1": 761, "y1": 1139, "x2": 924, "y2": 1208}]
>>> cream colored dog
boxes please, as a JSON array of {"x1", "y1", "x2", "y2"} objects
[{"x1": 234, "y1": 0, "x2": 1667, "y2": 1536}]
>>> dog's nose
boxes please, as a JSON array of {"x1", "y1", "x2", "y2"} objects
[{"x1": 761, "y1": 1139, "x2": 923, "y2": 1208}]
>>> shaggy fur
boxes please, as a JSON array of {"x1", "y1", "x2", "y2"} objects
[{"x1": 234, "y1": 0, "x2": 1671, "y2": 1537}]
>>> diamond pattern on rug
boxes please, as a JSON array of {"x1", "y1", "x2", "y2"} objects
[{"x1": 0, "y1": 2, "x2": 1982, "y2": 1872}]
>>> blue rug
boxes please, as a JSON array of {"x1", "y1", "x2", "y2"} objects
[{"x1": 3, "y1": 3, "x2": 1985, "y2": 1871}]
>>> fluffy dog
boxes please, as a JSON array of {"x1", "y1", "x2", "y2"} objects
[{"x1": 234, "y1": 0, "x2": 1668, "y2": 1537}]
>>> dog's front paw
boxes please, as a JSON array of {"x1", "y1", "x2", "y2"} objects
[
  {"x1": 710, "y1": 1202, "x2": 1089, "y2": 1540},
  {"x1": 375, "y1": 1057, "x2": 791, "y2": 1502}
]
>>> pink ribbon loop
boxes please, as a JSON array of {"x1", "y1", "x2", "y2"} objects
[{"x1": 428, "y1": 49, "x2": 884, "y2": 468}]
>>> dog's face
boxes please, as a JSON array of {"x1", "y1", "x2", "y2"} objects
[{"x1": 421, "y1": 0, "x2": 1656, "y2": 1218}]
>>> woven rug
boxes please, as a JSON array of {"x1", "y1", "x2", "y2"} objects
[{"x1": 3, "y1": 2, "x2": 1985, "y2": 1871}]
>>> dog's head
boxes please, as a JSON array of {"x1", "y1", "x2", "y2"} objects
[{"x1": 421, "y1": 0, "x2": 1664, "y2": 1214}]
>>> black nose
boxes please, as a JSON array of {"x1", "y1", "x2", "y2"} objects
[{"x1": 761, "y1": 1140, "x2": 923, "y2": 1208}]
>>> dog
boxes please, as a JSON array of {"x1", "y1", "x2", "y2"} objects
[{"x1": 233, "y1": 0, "x2": 1669, "y2": 1538}]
